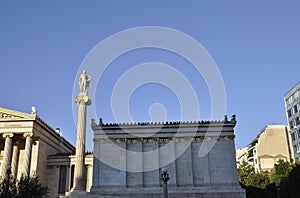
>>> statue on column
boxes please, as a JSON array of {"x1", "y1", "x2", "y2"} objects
[
  {"x1": 71, "y1": 69, "x2": 91, "y2": 193},
  {"x1": 78, "y1": 70, "x2": 91, "y2": 94}
]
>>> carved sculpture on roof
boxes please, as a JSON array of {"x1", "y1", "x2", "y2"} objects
[
  {"x1": 231, "y1": 114, "x2": 237, "y2": 123},
  {"x1": 31, "y1": 106, "x2": 37, "y2": 114},
  {"x1": 78, "y1": 70, "x2": 91, "y2": 94}
]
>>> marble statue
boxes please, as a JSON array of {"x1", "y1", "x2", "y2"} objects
[{"x1": 78, "y1": 70, "x2": 91, "y2": 94}]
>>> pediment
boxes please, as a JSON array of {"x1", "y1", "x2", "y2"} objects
[{"x1": 0, "y1": 107, "x2": 35, "y2": 120}]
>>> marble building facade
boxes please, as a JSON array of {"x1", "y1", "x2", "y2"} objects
[
  {"x1": 90, "y1": 116, "x2": 245, "y2": 197},
  {"x1": 0, "y1": 106, "x2": 245, "y2": 198},
  {"x1": 0, "y1": 107, "x2": 93, "y2": 198}
]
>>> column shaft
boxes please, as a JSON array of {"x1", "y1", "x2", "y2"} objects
[
  {"x1": 11, "y1": 144, "x2": 19, "y2": 177},
  {"x1": 73, "y1": 101, "x2": 87, "y2": 190},
  {"x1": 23, "y1": 133, "x2": 33, "y2": 177},
  {"x1": 1, "y1": 133, "x2": 14, "y2": 177}
]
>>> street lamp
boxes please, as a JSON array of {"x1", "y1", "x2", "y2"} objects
[
  {"x1": 161, "y1": 167, "x2": 170, "y2": 198},
  {"x1": 275, "y1": 183, "x2": 280, "y2": 198}
]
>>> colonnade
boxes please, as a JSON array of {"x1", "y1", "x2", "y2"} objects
[{"x1": 0, "y1": 132, "x2": 33, "y2": 178}]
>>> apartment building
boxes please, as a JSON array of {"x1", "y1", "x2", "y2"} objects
[
  {"x1": 238, "y1": 125, "x2": 293, "y2": 172},
  {"x1": 284, "y1": 82, "x2": 300, "y2": 161}
]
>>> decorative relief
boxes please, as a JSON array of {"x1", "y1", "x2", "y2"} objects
[
  {"x1": 0, "y1": 112, "x2": 22, "y2": 119},
  {"x1": 95, "y1": 135, "x2": 235, "y2": 144}
]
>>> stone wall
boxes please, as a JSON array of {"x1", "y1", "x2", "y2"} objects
[
  {"x1": 90, "y1": 120, "x2": 245, "y2": 197},
  {"x1": 46, "y1": 165, "x2": 60, "y2": 198}
]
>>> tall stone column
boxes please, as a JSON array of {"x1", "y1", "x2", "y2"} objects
[
  {"x1": 72, "y1": 70, "x2": 91, "y2": 192},
  {"x1": 11, "y1": 143, "x2": 20, "y2": 177},
  {"x1": 1, "y1": 133, "x2": 14, "y2": 177},
  {"x1": 23, "y1": 133, "x2": 33, "y2": 177}
]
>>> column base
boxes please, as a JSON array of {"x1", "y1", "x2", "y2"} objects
[{"x1": 62, "y1": 190, "x2": 86, "y2": 198}]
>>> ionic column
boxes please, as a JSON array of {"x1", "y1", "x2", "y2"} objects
[
  {"x1": 86, "y1": 164, "x2": 93, "y2": 192},
  {"x1": 11, "y1": 143, "x2": 20, "y2": 176},
  {"x1": 72, "y1": 93, "x2": 91, "y2": 191},
  {"x1": 1, "y1": 133, "x2": 14, "y2": 177},
  {"x1": 23, "y1": 133, "x2": 33, "y2": 177}
]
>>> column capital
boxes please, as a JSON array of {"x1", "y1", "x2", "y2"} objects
[
  {"x1": 3, "y1": 132, "x2": 14, "y2": 138},
  {"x1": 23, "y1": 132, "x2": 33, "y2": 138},
  {"x1": 75, "y1": 93, "x2": 91, "y2": 106}
]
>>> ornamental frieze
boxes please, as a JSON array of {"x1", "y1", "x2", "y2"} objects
[{"x1": 95, "y1": 135, "x2": 235, "y2": 144}]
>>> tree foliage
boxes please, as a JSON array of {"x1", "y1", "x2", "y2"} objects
[
  {"x1": 238, "y1": 160, "x2": 300, "y2": 198},
  {"x1": 269, "y1": 159, "x2": 294, "y2": 184},
  {"x1": 0, "y1": 174, "x2": 48, "y2": 198},
  {"x1": 245, "y1": 171, "x2": 269, "y2": 189},
  {"x1": 238, "y1": 160, "x2": 269, "y2": 189},
  {"x1": 238, "y1": 160, "x2": 255, "y2": 185}
]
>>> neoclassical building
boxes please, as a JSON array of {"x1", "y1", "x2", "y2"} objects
[
  {"x1": 0, "y1": 107, "x2": 93, "y2": 198},
  {"x1": 90, "y1": 116, "x2": 245, "y2": 197},
  {"x1": 0, "y1": 106, "x2": 245, "y2": 198}
]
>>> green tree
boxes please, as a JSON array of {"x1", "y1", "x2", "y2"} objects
[
  {"x1": 269, "y1": 159, "x2": 293, "y2": 184},
  {"x1": 279, "y1": 163, "x2": 300, "y2": 198},
  {"x1": 238, "y1": 160, "x2": 255, "y2": 185},
  {"x1": 0, "y1": 174, "x2": 48, "y2": 198},
  {"x1": 0, "y1": 174, "x2": 17, "y2": 197},
  {"x1": 16, "y1": 175, "x2": 49, "y2": 198},
  {"x1": 246, "y1": 171, "x2": 270, "y2": 189}
]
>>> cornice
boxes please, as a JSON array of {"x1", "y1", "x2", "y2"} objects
[{"x1": 92, "y1": 115, "x2": 237, "y2": 130}]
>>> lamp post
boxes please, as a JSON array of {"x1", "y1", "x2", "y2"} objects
[
  {"x1": 161, "y1": 167, "x2": 170, "y2": 198},
  {"x1": 275, "y1": 183, "x2": 280, "y2": 198}
]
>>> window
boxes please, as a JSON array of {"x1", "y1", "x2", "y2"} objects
[
  {"x1": 296, "y1": 144, "x2": 300, "y2": 154},
  {"x1": 288, "y1": 109, "x2": 292, "y2": 117},
  {"x1": 292, "y1": 132, "x2": 296, "y2": 141},
  {"x1": 58, "y1": 166, "x2": 67, "y2": 194},
  {"x1": 294, "y1": 105, "x2": 299, "y2": 114},
  {"x1": 70, "y1": 165, "x2": 75, "y2": 190},
  {"x1": 298, "y1": 129, "x2": 300, "y2": 138},
  {"x1": 296, "y1": 117, "x2": 300, "y2": 126},
  {"x1": 290, "y1": 121, "x2": 294, "y2": 129},
  {"x1": 293, "y1": 145, "x2": 297, "y2": 153}
]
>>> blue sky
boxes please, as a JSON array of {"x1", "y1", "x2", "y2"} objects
[{"x1": 0, "y1": 1, "x2": 299, "y2": 150}]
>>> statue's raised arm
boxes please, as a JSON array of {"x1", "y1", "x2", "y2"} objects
[{"x1": 78, "y1": 70, "x2": 91, "y2": 94}]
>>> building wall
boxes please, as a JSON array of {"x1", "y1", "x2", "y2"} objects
[
  {"x1": 284, "y1": 82, "x2": 300, "y2": 161},
  {"x1": 236, "y1": 147, "x2": 247, "y2": 168},
  {"x1": 0, "y1": 107, "x2": 76, "y2": 198},
  {"x1": 46, "y1": 165, "x2": 61, "y2": 197},
  {"x1": 246, "y1": 125, "x2": 292, "y2": 172},
  {"x1": 91, "y1": 120, "x2": 245, "y2": 197},
  {"x1": 257, "y1": 125, "x2": 291, "y2": 171}
]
